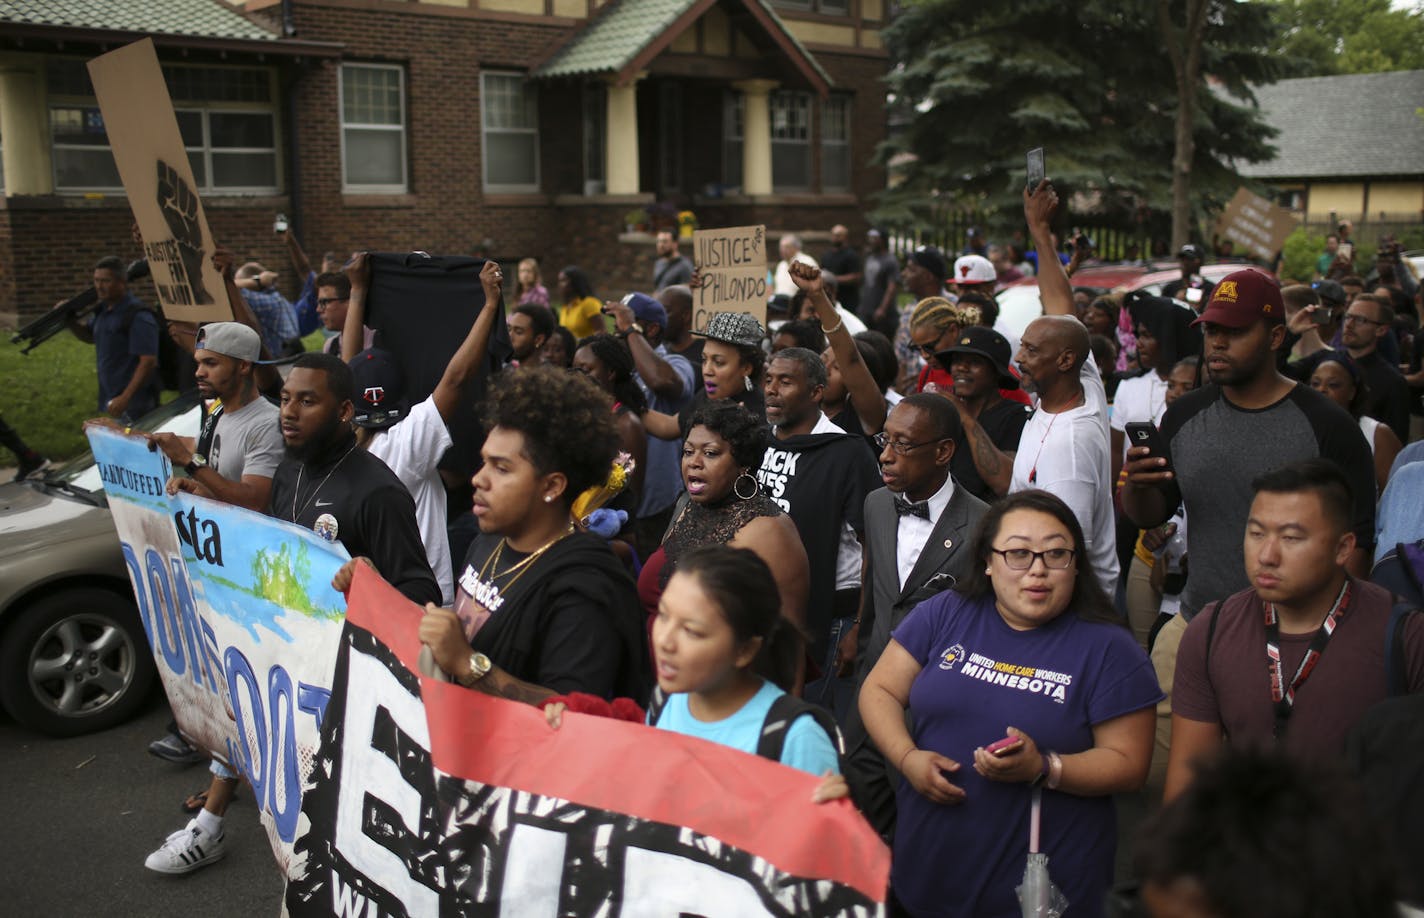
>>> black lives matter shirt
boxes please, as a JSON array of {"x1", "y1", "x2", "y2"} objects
[
  {"x1": 1156, "y1": 383, "x2": 1375, "y2": 619},
  {"x1": 269, "y1": 433, "x2": 441, "y2": 606},
  {"x1": 757, "y1": 415, "x2": 881, "y2": 650}
]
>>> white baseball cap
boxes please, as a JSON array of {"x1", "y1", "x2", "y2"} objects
[{"x1": 952, "y1": 254, "x2": 997, "y2": 285}]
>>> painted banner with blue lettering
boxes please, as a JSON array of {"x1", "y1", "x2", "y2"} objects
[{"x1": 88, "y1": 426, "x2": 348, "y2": 870}]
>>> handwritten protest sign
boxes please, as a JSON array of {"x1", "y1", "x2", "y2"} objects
[
  {"x1": 286, "y1": 565, "x2": 891, "y2": 916},
  {"x1": 88, "y1": 40, "x2": 230, "y2": 323},
  {"x1": 88, "y1": 427, "x2": 346, "y2": 869},
  {"x1": 1214, "y1": 186, "x2": 1299, "y2": 262},
  {"x1": 693, "y1": 224, "x2": 769, "y2": 330}
]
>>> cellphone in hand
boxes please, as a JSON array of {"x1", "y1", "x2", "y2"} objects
[
  {"x1": 1026, "y1": 147, "x2": 1045, "y2": 192},
  {"x1": 1337, "y1": 241, "x2": 1354, "y2": 262},
  {"x1": 985, "y1": 735, "x2": 1022, "y2": 757},
  {"x1": 1310, "y1": 305, "x2": 1334, "y2": 326},
  {"x1": 274, "y1": 213, "x2": 288, "y2": 234},
  {"x1": 1125, "y1": 422, "x2": 1169, "y2": 466}
]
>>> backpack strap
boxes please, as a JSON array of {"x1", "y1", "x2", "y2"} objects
[
  {"x1": 1386, "y1": 601, "x2": 1418, "y2": 698},
  {"x1": 646, "y1": 685, "x2": 668, "y2": 727},
  {"x1": 756, "y1": 693, "x2": 845, "y2": 764}
]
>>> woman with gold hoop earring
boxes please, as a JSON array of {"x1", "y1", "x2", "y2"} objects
[{"x1": 637, "y1": 400, "x2": 809, "y2": 669}]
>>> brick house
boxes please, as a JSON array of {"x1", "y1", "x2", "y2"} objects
[{"x1": 0, "y1": 0, "x2": 891, "y2": 323}]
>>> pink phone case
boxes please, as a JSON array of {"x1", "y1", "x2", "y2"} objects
[{"x1": 985, "y1": 736, "x2": 1021, "y2": 756}]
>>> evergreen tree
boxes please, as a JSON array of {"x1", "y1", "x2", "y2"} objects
[{"x1": 877, "y1": 0, "x2": 1292, "y2": 239}]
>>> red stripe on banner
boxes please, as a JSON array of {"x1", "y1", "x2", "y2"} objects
[{"x1": 347, "y1": 563, "x2": 891, "y2": 903}]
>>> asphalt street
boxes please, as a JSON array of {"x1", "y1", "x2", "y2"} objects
[{"x1": 0, "y1": 695, "x2": 283, "y2": 917}]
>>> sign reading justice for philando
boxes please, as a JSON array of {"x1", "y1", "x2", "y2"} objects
[{"x1": 693, "y1": 224, "x2": 769, "y2": 330}]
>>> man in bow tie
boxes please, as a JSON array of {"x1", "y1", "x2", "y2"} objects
[{"x1": 842, "y1": 393, "x2": 990, "y2": 839}]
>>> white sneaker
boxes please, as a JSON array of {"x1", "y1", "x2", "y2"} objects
[{"x1": 144, "y1": 818, "x2": 225, "y2": 874}]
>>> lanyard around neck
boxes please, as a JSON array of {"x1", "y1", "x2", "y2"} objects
[{"x1": 1264, "y1": 579, "x2": 1351, "y2": 739}]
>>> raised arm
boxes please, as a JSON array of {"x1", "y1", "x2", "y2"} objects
[
  {"x1": 789, "y1": 260, "x2": 887, "y2": 433},
  {"x1": 1026, "y1": 181, "x2": 1074, "y2": 317},
  {"x1": 342, "y1": 253, "x2": 370, "y2": 364},
  {"x1": 214, "y1": 247, "x2": 283, "y2": 394},
  {"x1": 605, "y1": 298, "x2": 685, "y2": 400},
  {"x1": 284, "y1": 229, "x2": 312, "y2": 278},
  {"x1": 431, "y1": 260, "x2": 504, "y2": 422},
  {"x1": 641, "y1": 407, "x2": 682, "y2": 441}
]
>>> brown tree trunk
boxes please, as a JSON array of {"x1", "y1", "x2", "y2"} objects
[{"x1": 1158, "y1": 0, "x2": 1212, "y2": 251}]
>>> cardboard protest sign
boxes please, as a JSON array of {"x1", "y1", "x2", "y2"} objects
[
  {"x1": 1214, "y1": 187, "x2": 1299, "y2": 262},
  {"x1": 693, "y1": 224, "x2": 769, "y2": 331},
  {"x1": 88, "y1": 427, "x2": 347, "y2": 868},
  {"x1": 286, "y1": 564, "x2": 890, "y2": 916},
  {"x1": 88, "y1": 40, "x2": 230, "y2": 323}
]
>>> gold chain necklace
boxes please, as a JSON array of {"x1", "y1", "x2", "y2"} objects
[{"x1": 476, "y1": 524, "x2": 575, "y2": 596}]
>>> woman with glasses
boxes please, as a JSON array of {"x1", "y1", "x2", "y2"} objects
[
  {"x1": 859, "y1": 489, "x2": 1161, "y2": 918},
  {"x1": 906, "y1": 297, "x2": 981, "y2": 394}
]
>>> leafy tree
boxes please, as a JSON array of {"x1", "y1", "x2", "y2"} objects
[
  {"x1": 1271, "y1": 0, "x2": 1424, "y2": 75},
  {"x1": 876, "y1": 0, "x2": 1292, "y2": 242}
]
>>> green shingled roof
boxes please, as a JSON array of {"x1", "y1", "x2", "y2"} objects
[
  {"x1": 534, "y1": 0, "x2": 830, "y2": 90},
  {"x1": 0, "y1": 0, "x2": 279, "y2": 42}
]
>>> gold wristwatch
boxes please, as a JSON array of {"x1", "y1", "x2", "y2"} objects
[{"x1": 456, "y1": 651, "x2": 493, "y2": 686}]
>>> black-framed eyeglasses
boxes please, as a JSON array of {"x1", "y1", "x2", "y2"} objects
[
  {"x1": 1342, "y1": 313, "x2": 1381, "y2": 326},
  {"x1": 316, "y1": 297, "x2": 349, "y2": 308},
  {"x1": 991, "y1": 547, "x2": 1076, "y2": 570},
  {"x1": 873, "y1": 431, "x2": 945, "y2": 455}
]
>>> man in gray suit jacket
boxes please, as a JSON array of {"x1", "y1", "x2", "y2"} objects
[{"x1": 841, "y1": 393, "x2": 990, "y2": 839}]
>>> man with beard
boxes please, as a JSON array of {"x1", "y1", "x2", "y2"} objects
[
  {"x1": 1122, "y1": 269, "x2": 1374, "y2": 790},
  {"x1": 507, "y1": 303, "x2": 554, "y2": 366},
  {"x1": 270, "y1": 353, "x2": 441, "y2": 604},
  {"x1": 1011, "y1": 180, "x2": 1117, "y2": 596},
  {"x1": 757, "y1": 347, "x2": 880, "y2": 704},
  {"x1": 147, "y1": 322, "x2": 283, "y2": 512}
]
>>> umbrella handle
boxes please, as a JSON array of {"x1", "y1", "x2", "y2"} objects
[{"x1": 1029, "y1": 786, "x2": 1042, "y2": 854}]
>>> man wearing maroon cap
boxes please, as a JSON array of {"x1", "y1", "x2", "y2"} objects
[{"x1": 1121, "y1": 268, "x2": 1375, "y2": 792}]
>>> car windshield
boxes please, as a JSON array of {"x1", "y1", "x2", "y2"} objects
[{"x1": 41, "y1": 393, "x2": 204, "y2": 494}]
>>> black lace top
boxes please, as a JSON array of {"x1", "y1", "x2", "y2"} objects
[{"x1": 658, "y1": 491, "x2": 783, "y2": 587}]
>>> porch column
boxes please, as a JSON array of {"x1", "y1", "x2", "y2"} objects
[
  {"x1": 0, "y1": 59, "x2": 53, "y2": 195},
  {"x1": 733, "y1": 79, "x2": 778, "y2": 196},
  {"x1": 605, "y1": 74, "x2": 643, "y2": 196}
]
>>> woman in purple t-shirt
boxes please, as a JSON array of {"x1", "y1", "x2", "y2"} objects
[{"x1": 860, "y1": 490, "x2": 1162, "y2": 917}]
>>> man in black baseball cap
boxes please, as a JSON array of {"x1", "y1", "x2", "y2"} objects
[
  {"x1": 1164, "y1": 244, "x2": 1215, "y2": 310},
  {"x1": 903, "y1": 245, "x2": 950, "y2": 301},
  {"x1": 933, "y1": 326, "x2": 1031, "y2": 501}
]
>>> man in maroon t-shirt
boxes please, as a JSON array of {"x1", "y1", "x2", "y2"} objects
[{"x1": 1165, "y1": 459, "x2": 1424, "y2": 802}]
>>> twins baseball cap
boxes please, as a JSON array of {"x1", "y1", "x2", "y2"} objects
[
  {"x1": 348, "y1": 348, "x2": 408, "y2": 429},
  {"x1": 953, "y1": 254, "x2": 997, "y2": 286},
  {"x1": 1192, "y1": 270, "x2": 1285, "y2": 329},
  {"x1": 194, "y1": 322, "x2": 260, "y2": 362}
]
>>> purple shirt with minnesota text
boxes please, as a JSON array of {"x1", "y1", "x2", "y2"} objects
[{"x1": 890, "y1": 591, "x2": 1162, "y2": 918}]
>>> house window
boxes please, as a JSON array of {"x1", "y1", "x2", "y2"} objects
[
  {"x1": 771, "y1": 0, "x2": 849, "y2": 14},
  {"x1": 481, "y1": 71, "x2": 540, "y2": 193},
  {"x1": 722, "y1": 92, "x2": 743, "y2": 191},
  {"x1": 770, "y1": 91, "x2": 811, "y2": 192},
  {"x1": 822, "y1": 95, "x2": 851, "y2": 192},
  {"x1": 46, "y1": 60, "x2": 281, "y2": 193},
  {"x1": 340, "y1": 64, "x2": 408, "y2": 192},
  {"x1": 583, "y1": 84, "x2": 605, "y2": 195},
  {"x1": 659, "y1": 83, "x2": 683, "y2": 193}
]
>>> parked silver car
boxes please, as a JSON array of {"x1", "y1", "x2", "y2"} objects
[{"x1": 0, "y1": 394, "x2": 200, "y2": 736}]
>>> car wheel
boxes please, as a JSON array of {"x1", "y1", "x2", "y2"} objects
[{"x1": 0, "y1": 588, "x2": 157, "y2": 737}]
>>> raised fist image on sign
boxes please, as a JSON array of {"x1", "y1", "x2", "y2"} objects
[{"x1": 155, "y1": 158, "x2": 214, "y2": 305}]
